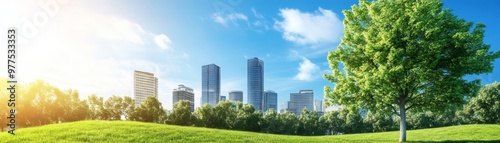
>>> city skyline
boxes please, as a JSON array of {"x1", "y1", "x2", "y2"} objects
[{"x1": 1, "y1": 1, "x2": 499, "y2": 112}]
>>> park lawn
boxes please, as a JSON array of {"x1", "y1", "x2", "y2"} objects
[{"x1": 0, "y1": 121, "x2": 498, "y2": 143}]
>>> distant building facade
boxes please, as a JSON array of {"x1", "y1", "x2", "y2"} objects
[
  {"x1": 289, "y1": 90, "x2": 314, "y2": 115},
  {"x1": 202, "y1": 64, "x2": 220, "y2": 107},
  {"x1": 314, "y1": 100, "x2": 324, "y2": 116},
  {"x1": 173, "y1": 84, "x2": 195, "y2": 112},
  {"x1": 228, "y1": 91, "x2": 243, "y2": 103},
  {"x1": 220, "y1": 96, "x2": 226, "y2": 101},
  {"x1": 134, "y1": 70, "x2": 158, "y2": 106},
  {"x1": 247, "y1": 57, "x2": 264, "y2": 111},
  {"x1": 263, "y1": 90, "x2": 277, "y2": 113},
  {"x1": 314, "y1": 100, "x2": 323, "y2": 112},
  {"x1": 279, "y1": 102, "x2": 289, "y2": 113}
]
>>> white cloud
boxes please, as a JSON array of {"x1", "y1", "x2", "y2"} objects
[
  {"x1": 251, "y1": 8, "x2": 264, "y2": 19},
  {"x1": 182, "y1": 53, "x2": 190, "y2": 59},
  {"x1": 275, "y1": 7, "x2": 343, "y2": 45},
  {"x1": 152, "y1": 33, "x2": 172, "y2": 50},
  {"x1": 294, "y1": 57, "x2": 320, "y2": 81},
  {"x1": 250, "y1": 8, "x2": 270, "y2": 31},
  {"x1": 211, "y1": 12, "x2": 248, "y2": 25}
]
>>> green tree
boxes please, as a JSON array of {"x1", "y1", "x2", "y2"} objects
[
  {"x1": 277, "y1": 111, "x2": 298, "y2": 135},
  {"x1": 169, "y1": 100, "x2": 196, "y2": 126},
  {"x1": 122, "y1": 96, "x2": 135, "y2": 120},
  {"x1": 213, "y1": 100, "x2": 236, "y2": 129},
  {"x1": 18, "y1": 80, "x2": 61, "y2": 126},
  {"x1": 194, "y1": 104, "x2": 216, "y2": 128},
  {"x1": 321, "y1": 110, "x2": 345, "y2": 135},
  {"x1": 261, "y1": 109, "x2": 281, "y2": 134},
  {"x1": 324, "y1": 0, "x2": 500, "y2": 141},
  {"x1": 129, "y1": 96, "x2": 167, "y2": 123},
  {"x1": 364, "y1": 111, "x2": 395, "y2": 132},
  {"x1": 340, "y1": 108, "x2": 364, "y2": 134},
  {"x1": 462, "y1": 82, "x2": 500, "y2": 124},
  {"x1": 87, "y1": 94, "x2": 104, "y2": 120},
  {"x1": 296, "y1": 109, "x2": 323, "y2": 135},
  {"x1": 103, "y1": 95, "x2": 124, "y2": 120},
  {"x1": 233, "y1": 102, "x2": 262, "y2": 132},
  {"x1": 60, "y1": 90, "x2": 89, "y2": 122}
]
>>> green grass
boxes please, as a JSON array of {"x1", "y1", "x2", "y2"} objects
[{"x1": 0, "y1": 121, "x2": 499, "y2": 143}]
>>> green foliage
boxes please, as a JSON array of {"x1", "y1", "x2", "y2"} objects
[
  {"x1": 128, "y1": 96, "x2": 166, "y2": 123},
  {"x1": 324, "y1": 0, "x2": 500, "y2": 141},
  {"x1": 10, "y1": 80, "x2": 89, "y2": 127},
  {"x1": 87, "y1": 94, "x2": 104, "y2": 120},
  {"x1": 261, "y1": 109, "x2": 280, "y2": 134},
  {"x1": 168, "y1": 100, "x2": 196, "y2": 126},
  {"x1": 276, "y1": 111, "x2": 298, "y2": 135},
  {"x1": 213, "y1": 100, "x2": 236, "y2": 129},
  {"x1": 1, "y1": 121, "x2": 500, "y2": 142},
  {"x1": 122, "y1": 96, "x2": 135, "y2": 120},
  {"x1": 321, "y1": 111, "x2": 344, "y2": 135},
  {"x1": 87, "y1": 95, "x2": 134, "y2": 120},
  {"x1": 233, "y1": 102, "x2": 262, "y2": 132},
  {"x1": 296, "y1": 109, "x2": 323, "y2": 136},
  {"x1": 364, "y1": 111, "x2": 396, "y2": 132},
  {"x1": 193, "y1": 104, "x2": 216, "y2": 128},
  {"x1": 462, "y1": 82, "x2": 500, "y2": 124},
  {"x1": 103, "y1": 95, "x2": 124, "y2": 120}
]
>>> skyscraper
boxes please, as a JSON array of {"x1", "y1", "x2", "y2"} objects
[
  {"x1": 247, "y1": 57, "x2": 264, "y2": 111},
  {"x1": 289, "y1": 90, "x2": 314, "y2": 115},
  {"x1": 134, "y1": 70, "x2": 158, "y2": 106},
  {"x1": 202, "y1": 64, "x2": 220, "y2": 107},
  {"x1": 173, "y1": 84, "x2": 195, "y2": 112},
  {"x1": 263, "y1": 90, "x2": 277, "y2": 113},
  {"x1": 314, "y1": 100, "x2": 324, "y2": 116},
  {"x1": 228, "y1": 91, "x2": 243, "y2": 103}
]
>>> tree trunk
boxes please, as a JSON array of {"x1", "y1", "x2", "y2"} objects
[{"x1": 399, "y1": 101, "x2": 407, "y2": 142}]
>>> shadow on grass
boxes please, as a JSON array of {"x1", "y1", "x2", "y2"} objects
[{"x1": 408, "y1": 140, "x2": 500, "y2": 143}]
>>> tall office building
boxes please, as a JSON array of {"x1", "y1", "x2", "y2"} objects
[
  {"x1": 202, "y1": 64, "x2": 220, "y2": 107},
  {"x1": 289, "y1": 90, "x2": 314, "y2": 115},
  {"x1": 134, "y1": 70, "x2": 158, "y2": 106},
  {"x1": 228, "y1": 91, "x2": 243, "y2": 103},
  {"x1": 314, "y1": 100, "x2": 323, "y2": 112},
  {"x1": 173, "y1": 84, "x2": 195, "y2": 112},
  {"x1": 247, "y1": 57, "x2": 264, "y2": 111},
  {"x1": 279, "y1": 102, "x2": 288, "y2": 113},
  {"x1": 263, "y1": 90, "x2": 277, "y2": 113},
  {"x1": 314, "y1": 100, "x2": 324, "y2": 116}
]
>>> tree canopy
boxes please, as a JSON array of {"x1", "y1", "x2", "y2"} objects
[
  {"x1": 462, "y1": 82, "x2": 500, "y2": 124},
  {"x1": 324, "y1": 0, "x2": 500, "y2": 141},
  {"x1": 129, "y1": 96, "x2": 167, "y2": 123}
]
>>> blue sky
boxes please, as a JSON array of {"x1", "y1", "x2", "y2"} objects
[{"x1": 1, "y1": 0, "x2": 499, "y2": 111}]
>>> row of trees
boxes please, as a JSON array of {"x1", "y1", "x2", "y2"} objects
[
  {"x1": 140, "y1": 81, "x2": 499, "y2": 135},
  {"x1": 1, "y1": 79, "x2": 499, "y2": 135}
]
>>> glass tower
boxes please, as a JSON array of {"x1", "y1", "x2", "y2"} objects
[
  {"x1": 202, "y1": 64, "x2": 220, "y2": 107},
  {"x1": 263, "y1": 90, "x2": 277, "y2": 113},
  {"x1": 289, "y1": 90, "x2": 314, "y2": 115},
  {"x1": 228, "y1": 91, "x2": 243, "y2": 103},
  {"x1": 247, "y1": 57, "x2": 264, "y2": 111}
]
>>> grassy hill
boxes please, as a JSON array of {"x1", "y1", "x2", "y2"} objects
[{"x1": 0, "y1": 121, "x2": 499, "y2": 143}]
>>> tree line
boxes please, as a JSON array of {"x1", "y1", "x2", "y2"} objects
[{"x1": 0, "y1": 79, "x2": 499, "y2": 134}]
